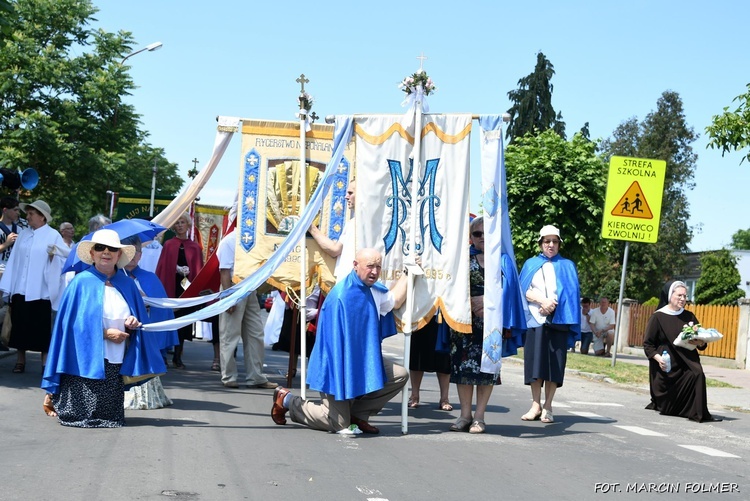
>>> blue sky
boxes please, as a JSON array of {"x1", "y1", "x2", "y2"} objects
[{"x1": 90, "y1": 0, "x2": 749, "y2": 252}]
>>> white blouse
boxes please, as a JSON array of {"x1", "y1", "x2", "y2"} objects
[
  {"x1": 526, "y1": 262, "x2": 557, "y2": 327},
  {"x1": 102, "y1": 285, "x2": 131, "y2": 364}
]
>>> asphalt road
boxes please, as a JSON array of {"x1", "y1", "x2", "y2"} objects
[{"x1": 1, "y1": 336, "x2": 748, "y2": 501}]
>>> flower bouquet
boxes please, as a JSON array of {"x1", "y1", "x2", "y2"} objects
[
  {"x1": 398, "y1": 70, "x2": 437, "y2": 96},
  {"x1": 673, "y1": 321, "x2": 724, "y2": 351}
]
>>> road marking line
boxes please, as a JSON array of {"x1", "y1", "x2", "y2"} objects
[
  {"x1": 568, "y1": 411, "x2": 608, "y2": 420},
  {"x1": 614, "y1": 425, "x2": 667, "y2": 436},
  {"x1": 552, "y1": 402, "x2": 570, "y2": 408},
  {"x1": 678, "y1": 445, "x2": 740, "y2": 458},
  {"x1": 568, "y1": 401, "x2": 624, "y2": 407}
]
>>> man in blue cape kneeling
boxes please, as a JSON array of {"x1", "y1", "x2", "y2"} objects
[{"x1": 271, "y1": 248, "x2": 409, "y2": 434}]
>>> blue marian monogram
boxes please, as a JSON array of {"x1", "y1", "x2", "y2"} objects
[{"x1": 383, "y1": 157, "x2": 443, "y2": 256}]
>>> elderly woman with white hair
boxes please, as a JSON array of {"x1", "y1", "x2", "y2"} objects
[
  {"x1": 643, "y1": 280, "x2": 719, "y2": 422},
  {"x1": 0, "y1": 200, "x2": 65, "y2": 375},
  {"x1": 42, "y1": 229, "x2": 166, "y2": 427}
]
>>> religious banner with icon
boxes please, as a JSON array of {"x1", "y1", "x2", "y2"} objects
[
  {"x1": 193, "y1": 204, "x2": 228, "y2": 264},
  {"x1": 353, "y1": 114, "x2": 472, "y2": 333},
  {"x1": 232, "y1": 119, "x2": 355, "y2": 293}
]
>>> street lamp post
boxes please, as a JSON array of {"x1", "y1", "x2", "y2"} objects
[
  {"x1": 149, "y1": 158, "x2": 157, "y2": 217},
  {"x1": 120, "y1": 41, "x2": 163, "y2": 66}
]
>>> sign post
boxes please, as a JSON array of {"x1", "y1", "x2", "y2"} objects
[{"x1": 601, "y1": 156, "x2": 666, "y2": 366}]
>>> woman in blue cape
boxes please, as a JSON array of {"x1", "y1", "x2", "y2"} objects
[
  {"x1": 42, "y1": 230, "x2": 166, "y2": 427},
  {"x1": 519, "y1": 225, "x2": 580, "y2": 424},
  {"x1": 122, "y1": 235, "x2": 177, "y2": 410}
]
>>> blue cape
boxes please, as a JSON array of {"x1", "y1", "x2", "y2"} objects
[
  {"x1": 519, "y1": 253, "x2": 581, "y2": 348},
  {"x1": 501, "y1": 253, "x2": 527, "y2": 357},
  {"x1": 42, "y1": 267, "x2": 167, "y2": 394},
  {"x1": 306, "y1": 270, "x2": 396, "y2": 400},
  {"x1": 126, "y1": 266, "x2": 179, "y2": 350}
]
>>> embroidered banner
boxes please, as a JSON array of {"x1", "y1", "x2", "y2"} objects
[
  {"x1": 353, "y1": 114, "x2": 472, "y2": 333},
  {"x1": 194, "y1": 204, "x2": 228, "y2": 264},
  {"x1": 233, "y1": 120, "x2": 354, "y2": 293}
]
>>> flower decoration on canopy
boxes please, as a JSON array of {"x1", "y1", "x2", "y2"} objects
[
  {"x1": 398, "y1": 70, "x2": 437, "y2": 96},
  {"x1": 680, "y1": 321, "x2": 701, "y2": 340},
  {"x1": 298, "y1": 92, "x2": 314, "y2": 113}
]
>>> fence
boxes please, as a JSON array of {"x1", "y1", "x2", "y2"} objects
[{"x1": 626, "y1": 303, "x2": 738, "y2": 360}]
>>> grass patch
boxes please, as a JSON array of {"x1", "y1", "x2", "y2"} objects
[{"x1": 513, "y1": 349, "x2": 735, "y2": 388}]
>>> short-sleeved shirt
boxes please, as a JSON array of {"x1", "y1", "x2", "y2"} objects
[
  {"x1": 589, "y1": 307, "x2": 615, "y2": 334},
  {"x1": 333, "y1": 218, "x2": 355, "y2": 281},
  {"x1": 580, "y1": 308, "x2": 593, "y2": 333},
  {"x1": 217, "y1": 231, "x2": 236, "y2": 273}
]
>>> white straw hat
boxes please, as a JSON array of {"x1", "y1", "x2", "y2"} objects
[
  {"x1": 19, "y1": 200, "x2": 53, "y2": 223},
  {"x1": 538, "y1": 224, "x2": 563, "y2": 243},
  {"x1": 77, "y1": 229, "x2": 135, "y2": 269}
]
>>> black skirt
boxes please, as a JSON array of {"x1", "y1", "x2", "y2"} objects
[
  {"x1": 9, "y1": 294, "x2": 52, "y2": 352},
  {"x1": 409, "y1": 317, "x2": 451, "y2": 374},
  {"x1": 524, "y1": 325, "x2": 569, "y2": 386}
]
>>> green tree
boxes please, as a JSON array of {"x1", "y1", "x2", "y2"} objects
[
  {"x1": 694, "y1": 249, "x2": 745, "y2": 305},
  {"x1": 730, "y1": 228, "x2": 750, "y2": 250},
  {"x1": 0, "y1": 0, "x2": 14, "y2": 41},
  {"x1": 599, "y1": 91, "x2": 698, "y2": 301},
  {"x1": 505, "y1": 129, "x2": 607, "y2": 270},
  {"x1": 0, "y1": 0, "x2": 182, "y2": 233},
  {"x1": 506, "y1": 52, "x2": 566, "y2": 142},
  {"x1": 706, "y1": 83, "x2": 750, "y2": 164}
]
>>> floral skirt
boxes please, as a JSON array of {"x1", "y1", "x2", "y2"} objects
[
  {"x1": 53, "y1": 361, "x2": 125, "y2": 428},
  {"x1": 449, "y1": 329, "x2": 500, "y2": 386},
  {"x1": 124, "y1": 376, "x2": 173, "y2": 410}
]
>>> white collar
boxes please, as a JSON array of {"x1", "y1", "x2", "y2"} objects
[{"x1": 657, "y1": 305, "x2": 683, "y2": 316}]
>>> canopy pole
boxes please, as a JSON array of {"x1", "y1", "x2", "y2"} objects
[
  {"x1": 297, "y1": 74, "x2": 309, "y2": 399},
  {"x1": 401, "y1": 91, "x2": 424, "y2": 435}
]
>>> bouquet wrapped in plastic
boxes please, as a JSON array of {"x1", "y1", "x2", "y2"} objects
[{"x1": 673, "y1": 321, "x2": 723, "y2": 351}]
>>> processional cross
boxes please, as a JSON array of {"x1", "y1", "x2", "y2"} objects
[
  {"x1": 187, "y1": 157, "x2": 200, "y2": 179},
  {"x1": 296, "y1": 74, "x2": 309, "y2": 93},
  {"x1": 417, "y1": 53, "x2": 428, "y2": 72}
]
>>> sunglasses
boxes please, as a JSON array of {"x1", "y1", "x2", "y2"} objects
[
  {"x1": 93, "y1": 244, "x2": 120, "y2": 253},
  {"x1": 471, "y1": 231, "x2": 483, "y2": 238}
]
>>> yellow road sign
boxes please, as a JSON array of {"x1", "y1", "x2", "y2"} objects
[{"x1": 601, "y1": 156, "x2": 666, "y2": 243}]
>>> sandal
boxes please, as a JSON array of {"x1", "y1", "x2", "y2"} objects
[
  {"x1": 408, "y1": 396, "x2": 420, "y2": 408},
  {"x1": 469, "y1": 420, "x2": 486, "y2": 434},
  {"x1": 210, "y1": 360, "x2": 220, "y2": 372},
  {"x1": 12, "y1": 362, "x2": 25, "y2": 374},
  {"x1": 541, "y1": 409, "x2": 554, "y2": 423},
  {"x1": 521, "y1": 408, "x2": 542, "y2": 421},
  {"x1": 438, "y1": 399, "x2": 453, "y2": 411},
  {"x1": 450, "y1": 416, "x2": 472, "y2": 432},
  {"x1": 43, "y1": 394, "x2": 57, "y2": 417}
]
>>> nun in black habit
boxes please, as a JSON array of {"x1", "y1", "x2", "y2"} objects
[{"x1": 643, "y1": 280, "x2": 720, "y2": 422}]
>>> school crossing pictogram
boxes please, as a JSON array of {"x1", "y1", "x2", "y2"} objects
[{"x1": 610, "y1": 181, "x2": 653, "y2": 219}]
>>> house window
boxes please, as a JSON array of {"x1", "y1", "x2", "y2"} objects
[{"x1": 684, "y1": 279, "x2": 696, "y2": 302}]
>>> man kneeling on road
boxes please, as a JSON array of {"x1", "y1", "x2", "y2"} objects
[{"x1": 272, "y1": 248, "x2": 409, "y2": 434}]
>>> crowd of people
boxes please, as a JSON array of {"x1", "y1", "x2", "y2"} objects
[{"x1": 1, "y1": 185, "x2": 719, "y2": 431}]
